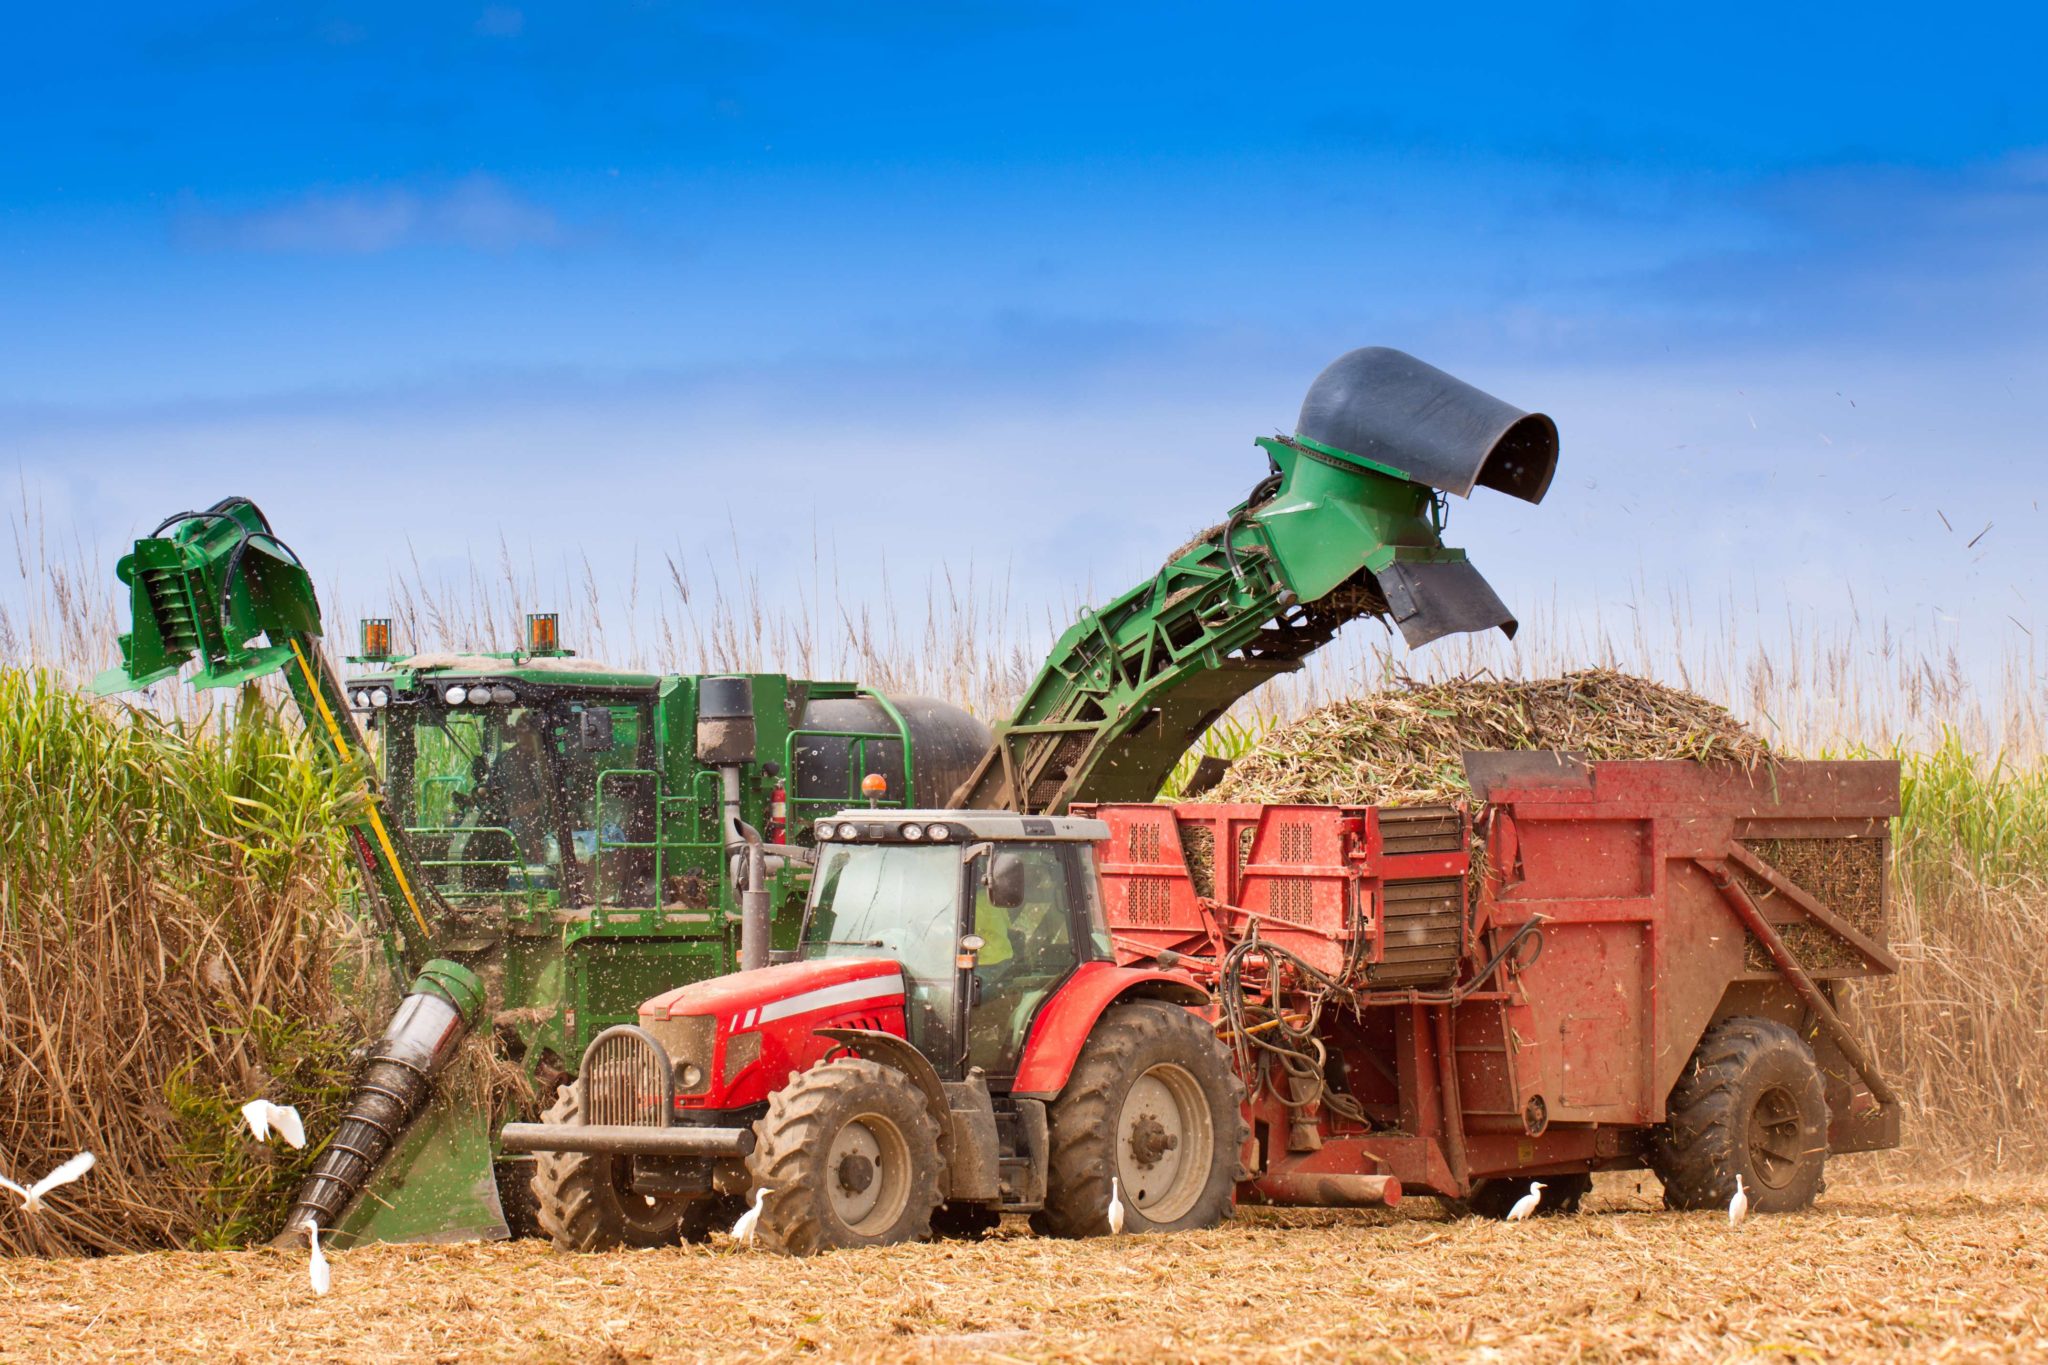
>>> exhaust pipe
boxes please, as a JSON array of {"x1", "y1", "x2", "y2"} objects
[{"x1": 281, "y1": 959, "x2": 485, "y2": 1236}]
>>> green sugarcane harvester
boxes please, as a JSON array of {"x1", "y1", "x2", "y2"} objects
[{"x1": 97, "y1": 347, "x2": 1557, "y2": 1245}]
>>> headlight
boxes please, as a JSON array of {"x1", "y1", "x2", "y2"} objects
[
  {"x1": 926, "y1": 823, "x2": 951, "y2": 841},
  {"x1": 491, "y1": 685, "x2": 516, "y2": 704},
  {"x1": 676, "y1": 1062, "x2": 705, "y2": 1091},
  {"x1": 444, "y1": 685, "x2": 468, "y2": 705},
  {"x1": 348, "y1": 690, "x2": 365, "y2": 708},
  {"x1": 370, "y1": 688, "x2": 390, "y2": 708},
  {"x1": 815, "y1": 822, "x2": 837, "y2": 840},
  {"x1": 470, "y1": 688, "x2": 494, "y2": 705},
  {"x1": 901, "y1": 823, "x2": 925, "y2": 841}
]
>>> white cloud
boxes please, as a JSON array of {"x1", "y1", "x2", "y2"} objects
[{"x1": 174, "y1": 176, "x2": 565, "y2": 254}]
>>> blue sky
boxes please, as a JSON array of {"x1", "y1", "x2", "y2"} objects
[{"x1": 4, "y1": 3, "x2": 2044, "y2": 688}]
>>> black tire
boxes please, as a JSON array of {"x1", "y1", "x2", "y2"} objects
[
  {"x1": 1652, "y1": 1016, "x2": 1829, "y2": 1213},
  {"x1": 929, "y1": 1202, "x2": 1003, "y2": 1240},
  {"x1": 529, "y1": 1084, "x2": 702, "y2": 1251},
  {"x1": 746, "y1": 1058, "x2": 944, "y2": 1255},
  {"x1": 496, "y1": 1158, "x2": 544, "y2": 1239},
  {"x1": 1458, "y1": 1172, "x2": 1592, "y2": 1219},
  {"x1": 1031, "y1": 999, "x2": 1246, "y2": 1238}
]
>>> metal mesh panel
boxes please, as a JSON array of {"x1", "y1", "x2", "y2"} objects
[
  {"x1": 1276, "y1": 821, "x2": 1314, "y2": 863},
  {"x1": 1124, "y1": 877, "x2": 1174, "y2": 926},
  {"x1": 1267, "y1": 878, "x2": 1315, "y2": 925}
]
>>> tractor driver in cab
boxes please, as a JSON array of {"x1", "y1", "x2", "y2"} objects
[{"x1": 967, "y1": 847, "x2": 1079, "y2": 1074}]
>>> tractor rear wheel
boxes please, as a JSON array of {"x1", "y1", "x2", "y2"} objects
[
  {"x1": 530, "y1": 1084, "x2": 702, "y2": 1251},
  {"x1": 1652, "y1": 1016, "x2": 1829, "y2": 1214},
  {"x1": 747, "y1": 1058, "x2": 944, "y2": 1254},
  {"x1": 1032, "y1": 999, "x2": 1246, "y2": 1238}
]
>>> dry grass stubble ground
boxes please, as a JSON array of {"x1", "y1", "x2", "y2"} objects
[{"x1": 3, "y1": 1175, "x2": 2043, "y2": 1363}]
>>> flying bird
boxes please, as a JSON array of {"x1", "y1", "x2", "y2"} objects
[
  {"x1": 307, "y1": 1220, "x2": 331, "y2": 1296},
  {"x1": 0, "y1": 1152, "x2": 96, "y2": 1214},
  {"x1": 1107, "y1": 1175, "x2": 1126, "y2": 1235},
  {"x1": 1728, "y1": 1174, "x2": 1749, "y2": 1228},
  {"x1": 1505, "y1": 1180, "x2": 1546, "y2": 1222},
  {"x1": 242, "y1": 1100, "x2": 307, "y2": 1150},
  {"x1": 731, "y1": 1187, "x2": 769, "y2": 1247}
]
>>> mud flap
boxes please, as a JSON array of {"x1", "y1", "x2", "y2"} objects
[{"x1": 329, "y1": 1082, "x2": 509, "y2": 1248}]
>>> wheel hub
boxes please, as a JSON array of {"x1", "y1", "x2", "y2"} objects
[
  {"x1": 1126, "y1": 1113, "x2": 1180, "y2": 1167},
  {"x1": 1748, "y1": 1083, "x2": 1805, "y2": 1189},
  {"x1": 836, "y1": 1153, "x2": 875, "y2": 1196},
  {"x1": 1114, "y1": 1063, "x2": 1213, "y2": 1224}
]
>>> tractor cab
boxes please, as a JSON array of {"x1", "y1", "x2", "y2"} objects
[{"x1": 801, "y1": 812, "x2": 1116, "y2": 1083}]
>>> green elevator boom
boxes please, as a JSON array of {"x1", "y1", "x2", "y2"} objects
[{"x1": 952, "y1": 346, "x2": 1558, "y2": 813}]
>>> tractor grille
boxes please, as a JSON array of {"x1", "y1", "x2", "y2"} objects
[
  {"x1": 580, "y1": 1025, "x2": 673, "y2": 1128},
  {"x1": 1370, "y1": 877, "x2": 1465, "y2": 986},
  {"x1": 1379, "y1": 805, "x2": 1464, "y2": 855}
]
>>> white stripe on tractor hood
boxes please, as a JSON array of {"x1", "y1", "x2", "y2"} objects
[{"x1": 752, "y1": 971, "x2": 905, "y2": 1027}]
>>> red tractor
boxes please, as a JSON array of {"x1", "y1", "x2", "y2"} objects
[{"x1": 504, "y1": 810, "x2": 1247, "y2": 1252}]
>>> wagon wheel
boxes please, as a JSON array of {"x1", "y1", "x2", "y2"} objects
[{"x1": 1652, "y1": 1016, "x2": 1829, "y2": 1214}]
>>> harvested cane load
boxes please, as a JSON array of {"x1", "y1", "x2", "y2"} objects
[{"x1": 1208, "y1": 668, "x2": 1769, "y2": 807}]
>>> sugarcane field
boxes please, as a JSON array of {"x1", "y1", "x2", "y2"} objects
[{"x1": 5, "y1": 7, "x2": 2046, "y2": 1364}]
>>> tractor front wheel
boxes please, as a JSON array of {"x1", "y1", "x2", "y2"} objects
[
  {"x1": 530, "y1": 1084, "x2": 705, "y2": 1251},
  {"x1": 1032, "y1": 999, "x2": 1246, "y2": 1238},
  {"x1": 747, "y1": 1058, "x2": 944, "y2": 1254},
  {"x1": 1652, "y1": 1016, "x2": 1829, "y2": 1214}
]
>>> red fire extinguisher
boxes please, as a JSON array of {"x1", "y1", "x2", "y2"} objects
[{"x1": 766, "y1": 762, "x2": 787, "y2": 844}]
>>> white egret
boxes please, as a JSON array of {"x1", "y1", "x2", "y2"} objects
[
  {"x1": 1505, "y1": 1180, "x2": 1546, "y2": 1222},
  {"x1": 1107, "y1": 1176, "x2": 1126, "y2": 1235},
  {"x1": 731, "y1": 1187, "x2": 769, "y2": 1247},
  {"x1": 241, "y1": 1100, "x2": 307, "y2": 1150},
  {"x1": 1728, "y1": 1174, "x2": 1750, "y2": 1227},
  {"x1": 307, "y1": 1219, "x2": 331, "y2": 1295},
  {"x1": 0, "y1": 1151, "x2": 95, "y2": 1214}
]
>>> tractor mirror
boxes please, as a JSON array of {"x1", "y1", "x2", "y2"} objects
[
  {"x1": 578, "y1": 709, "x2": 615, "y2": 751},
  {"x1": 987, "y1": 851, "x2": 1027, "y2": 909}
]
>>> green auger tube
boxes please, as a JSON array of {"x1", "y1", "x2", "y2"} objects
[{"x1": 281, "y1": 959, "x2": 494, "y2": 1241}]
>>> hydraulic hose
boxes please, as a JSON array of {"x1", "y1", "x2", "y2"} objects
[{"x1": 281, "y1": 959, "x2": 485, "y2": 1236}]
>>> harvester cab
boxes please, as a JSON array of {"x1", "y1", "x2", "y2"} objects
[{"x1": 503, "y1": 810, "x2": 1246, "y2": 1254}]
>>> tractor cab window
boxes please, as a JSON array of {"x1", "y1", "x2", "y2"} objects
[
  {"x1": 803, "y1": 844, "x2": 966, "y2": 1061},
  {"x1": 965, "y1": 843, "x2": 1096, "y2": 1077}
]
